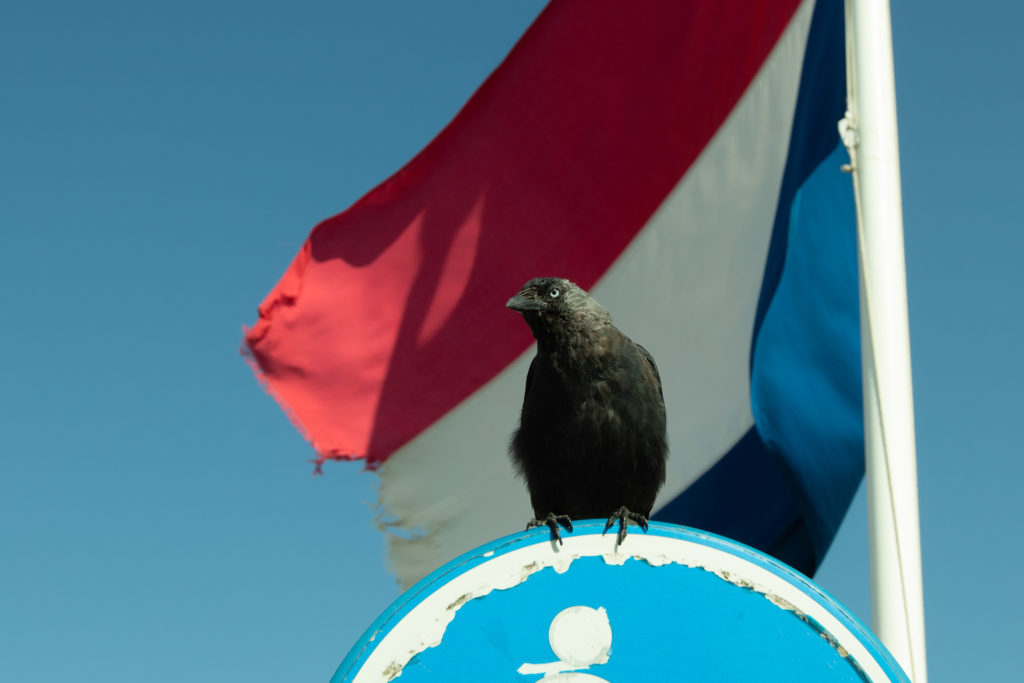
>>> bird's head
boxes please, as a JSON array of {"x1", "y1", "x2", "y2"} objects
[{"x1": 506, "y1": 277, "x2": 611, "y2": 343}]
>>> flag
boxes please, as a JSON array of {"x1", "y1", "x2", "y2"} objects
[{"x1": 243, "y1": 0, "x2": 861, "y2": 585}]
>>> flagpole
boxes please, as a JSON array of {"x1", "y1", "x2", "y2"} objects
[{"x1": 839, "y1": 0, "x2": 927, "y2": 680}]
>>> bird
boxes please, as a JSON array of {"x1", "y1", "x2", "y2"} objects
[{"x1": 506, "y1": 277, "x2": 667, "y2": 546}]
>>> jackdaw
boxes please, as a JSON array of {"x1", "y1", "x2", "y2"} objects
[{"x1": 506, "y1": 277, "x2": 668, "y2": 545}]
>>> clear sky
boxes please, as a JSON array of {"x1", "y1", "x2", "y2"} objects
[{"x1": 2, "y1": 1, "x2": 1021, "y2": 681}]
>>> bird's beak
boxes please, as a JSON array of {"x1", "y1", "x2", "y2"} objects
[{"x1": 506, "y1": 293, "x2": 546, "y2": 312}]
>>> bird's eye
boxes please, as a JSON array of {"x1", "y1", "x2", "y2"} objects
[{"x1": 548, "y1": 288, "x2": 560, "y2": 299}]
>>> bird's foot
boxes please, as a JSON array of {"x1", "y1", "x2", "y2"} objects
[
  {"x1": 526, "y1": 513, "x2": 574, "y2": 546},
  {"x1": 602, "y1": 506, "x2": 649, "y2": 546}
]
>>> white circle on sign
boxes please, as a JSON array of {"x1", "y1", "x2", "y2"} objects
[{"x1": 548, "y1": 606, "x2": 612, "y2": 667}]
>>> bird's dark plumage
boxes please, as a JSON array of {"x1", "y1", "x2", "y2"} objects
[{"x1": 506, "y1": 277, "x2": 668, "y2": 545}]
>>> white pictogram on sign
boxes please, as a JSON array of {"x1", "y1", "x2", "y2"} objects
[{"x1": 517, "y1": 606, "x2": 613, "y2": 681}]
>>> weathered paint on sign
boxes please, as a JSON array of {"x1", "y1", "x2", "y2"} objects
[{"x1": 334, "y1": 522, "x2": 908, "y2": 682}]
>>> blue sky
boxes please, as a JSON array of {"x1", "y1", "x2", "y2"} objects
[{"x1": 2, "y1": 1, "x2": 1021, "y2": 681}]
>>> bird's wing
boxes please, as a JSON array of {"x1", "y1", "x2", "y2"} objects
[
  {"x1": 523, "y1": 355, "x2": 538, "y2": 400},
  {"x1": 634, "y1": 342, "x2": 664, "y2": 401}
]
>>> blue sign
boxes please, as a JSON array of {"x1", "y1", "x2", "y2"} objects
[{"x1": 335, "y1": 522, "x2": 907, "y2": 682}]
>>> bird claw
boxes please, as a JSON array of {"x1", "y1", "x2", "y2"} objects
[
  {"x1": 602, "y1": 506, "x2": 649, "y2": 546},
  {"x1": 526, "y1": 514, "x2": 574, "y2": 545}
]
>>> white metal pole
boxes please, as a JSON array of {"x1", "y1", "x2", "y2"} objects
[{"x1": 840, "y1": 0, "x2": 927, "y2": 680}]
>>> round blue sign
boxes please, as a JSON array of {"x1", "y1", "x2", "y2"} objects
[{"x1": 334, "y1": 522, "x2": 907, "y2": 682}]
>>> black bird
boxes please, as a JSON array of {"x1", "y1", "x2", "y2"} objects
[{"x1": 506, "y1": 277, "x2": 668, "y2": 545}]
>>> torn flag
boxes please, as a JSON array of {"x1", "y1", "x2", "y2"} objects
[{"x1": 244, "y1": 0, "x2": 860, "y2": 584}]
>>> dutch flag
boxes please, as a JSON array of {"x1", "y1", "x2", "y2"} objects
[{"x1": 244, "y1": 0, "x2": 861, "y2": 586}]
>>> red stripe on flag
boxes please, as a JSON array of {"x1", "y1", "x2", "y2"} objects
[{"x1": 244, "y1": 0, "x2": 801, "y2": 467}]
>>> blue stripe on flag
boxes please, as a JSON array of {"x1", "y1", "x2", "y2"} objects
[
  {"x1": 653, "y1": 427, "x2": 814, "y2": 571},
  {"x1": 751, "y1": 139, "x2": 862, "y2": 570},
  {"x1": 655, "y1": 0, "x2": 861, "y2": 577}
]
